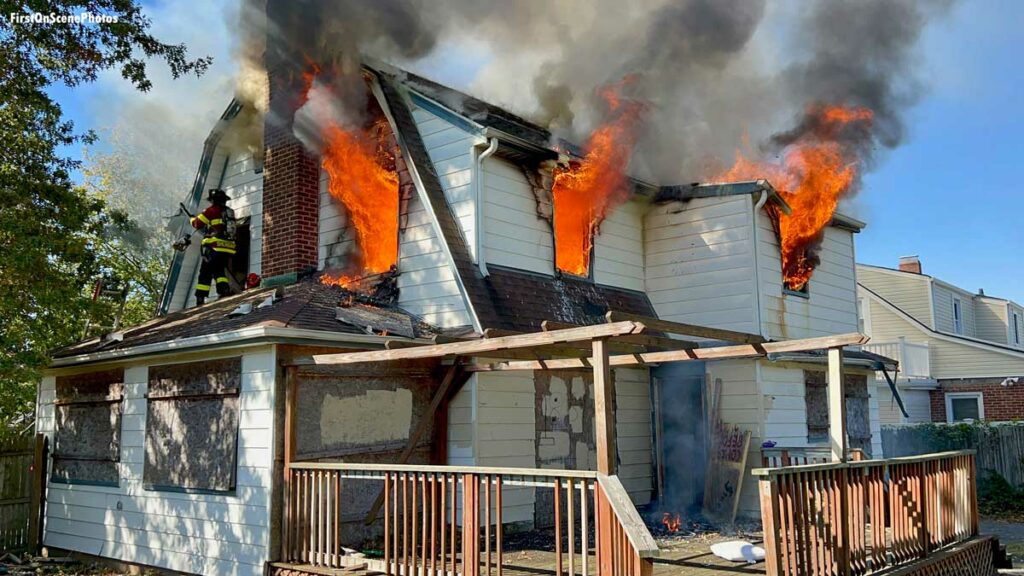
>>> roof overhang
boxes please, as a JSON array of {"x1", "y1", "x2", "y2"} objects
[{"x1": 47, "y1": 326, "x2": 430, "y2": 369}]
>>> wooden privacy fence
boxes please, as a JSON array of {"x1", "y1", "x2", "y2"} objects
[
  {"x1": 282, "y1": 462, "x2": 658, "y2": 576},
  {"x1": 754, "y1": 451, "x2": 978, "y2": 576},
  {"x1": 0, "y1": 434, "x2": 48, "y2": 553},
  {"x1": 882, "y1": 423, "x2": 1024, "y2": 487}
]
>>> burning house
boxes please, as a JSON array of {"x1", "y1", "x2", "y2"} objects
[{"x1": 30, "y1": 56, "x2": 903, "y2": 574}]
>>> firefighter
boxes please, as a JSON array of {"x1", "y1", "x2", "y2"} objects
[{"x1": 190, "y1": 188, "x2": 236, "y2": 305}]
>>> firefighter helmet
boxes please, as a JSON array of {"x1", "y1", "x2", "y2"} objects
[{"x1": 208, "y1": 188, "x2": 230, "y2": 202}]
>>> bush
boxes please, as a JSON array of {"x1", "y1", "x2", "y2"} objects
[{"x1": 977, "y1": 469, "x2": 1024, "y2": 519}]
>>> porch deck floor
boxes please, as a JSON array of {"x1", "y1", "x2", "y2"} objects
[{"x1": 271, "y1": 534, "x2": 768, "y2": 576}]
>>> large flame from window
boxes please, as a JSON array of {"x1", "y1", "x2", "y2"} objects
[
  {"x1": 320, "y1": 118, "x2": 399, "y2": 287},
  {"x1": 552, "y1": 78, "x2": 648, "y2": 276},
  {"x1": 715, "y1": 105, "x2": 873, "y2": 291},
  {"x1": 298, "y1": 64, "x2": 400, "y2": 289}
]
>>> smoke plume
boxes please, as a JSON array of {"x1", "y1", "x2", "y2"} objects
[{"x1": 241, "y1": 0, "x2": 953, "y2": 184}]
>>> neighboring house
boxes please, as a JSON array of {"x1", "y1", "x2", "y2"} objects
[
  {"x1": 35, "y1": 61, "x2": 884, "y2": 575},
  {"x1": 859, "y1": 256, "x2": 1024, "y2": 426}
]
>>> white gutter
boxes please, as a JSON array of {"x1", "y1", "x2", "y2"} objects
[
  {"x1": 751, "y1": 190, "x2": 770, "y2": 339},
  {"x1": 473, "y1": 137, "x2": 499, "y2": 276},
  {"x1": 48, "y1": 325, "x2": 431, "y2": 368}
]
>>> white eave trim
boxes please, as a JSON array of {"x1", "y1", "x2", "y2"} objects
[{"x1": 48, "y1": 326, "x2": 428, "y2": 368}]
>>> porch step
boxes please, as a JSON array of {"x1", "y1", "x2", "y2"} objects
[{"x1": 270, "y1": 561, "x2": 379, "y2": 576}]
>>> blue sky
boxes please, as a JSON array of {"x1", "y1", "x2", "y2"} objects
[{"x1": 51, "y1": 0, "x2": 1024, "y2": 301}]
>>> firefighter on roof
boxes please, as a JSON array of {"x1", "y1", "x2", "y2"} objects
[{"x1": 190, "y1": 188, "x2": 236, "y2": 305}]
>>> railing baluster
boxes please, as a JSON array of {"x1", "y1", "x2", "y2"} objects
[
  {"x1": 555, "y1": 478, "x2": 563, "y2": 576},
  {"x1": 579, "y1": 479, "x2": 586, "y2": 576},
  {"x1": 567, "y1": 478, "x2": 575, "y2": 576},
  {"x1": 386, "y1": 473, "x2": 392, "y2": 575}
]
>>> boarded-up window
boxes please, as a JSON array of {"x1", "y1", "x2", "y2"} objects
[
  {"x1": 53, "y1": 370, "x2": 124, "y2": 485},
  {"x1": 804, "y1": 371, "x2": 872, "y2": 456},
  {"x1": 144, "y1": 357, "x2": 241, "y2": 492}
]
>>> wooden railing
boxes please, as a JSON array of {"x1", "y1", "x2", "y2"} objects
[
  {"x1": 762, "y1": 447, "x2": 866, "y2": 468},
  {"x1": 753, "y1": 450, "x2": 978, "y2": 576},
  {"x1": 862, "y1": 339, "x2": 930, "y2": 379},
  {"x1": 282, "y1": 462, "x2": 658, "y2": 576}
]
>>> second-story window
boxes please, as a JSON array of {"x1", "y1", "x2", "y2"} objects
[
  {"x1": 953, "y1": 296, "x2": 964, "y2": 334},
  {"x1": 1014, "y1": 311, "x2": 1021, "y2": 345}
]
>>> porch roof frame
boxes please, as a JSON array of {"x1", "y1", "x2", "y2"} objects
[{"x1": 285, "y1": 312, "x2": 871, "y2": 478}]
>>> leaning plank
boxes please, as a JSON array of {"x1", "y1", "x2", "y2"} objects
[
  {"x1": 606, "y1": 311, "x2": 766, "y2": 344},
  {"x1": 463, "y1": 332, "x2": 868, "y2": 372},
  {"x1": 310, "y1": 321, "x2": 644, "y2": 365},
  {"x1": 363, "y1": 362, "x2": 471, "y2": 524}
]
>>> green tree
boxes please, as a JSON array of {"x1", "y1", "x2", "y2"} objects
[{"x1": 0, "y1": 0, "x2": 210, "y2": 434}]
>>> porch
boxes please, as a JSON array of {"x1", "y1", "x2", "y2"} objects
[{"x1": 268, "y1": 313, "x2": 987, "y2": 573}]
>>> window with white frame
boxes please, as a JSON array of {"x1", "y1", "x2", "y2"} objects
[
  {"x1": 952, "y1": 296, "x2": 964, "y2": 334},
  {"x1": 857, "y1": 297, "x2": 872, "y2": 336},
  {"x1": 945, "y1": 392, "x2": 984, "y2": 423},
  {"x1": 1013, "y1": 311, "x2": 1021, "y2": 346}
]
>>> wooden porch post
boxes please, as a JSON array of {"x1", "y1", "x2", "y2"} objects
[
  {"x1": 593, "y1": 338, "x2": 617, "y2": 475},
  {"x1": 827, "y1": 347, "x2": 847, "y2": 462},
  {"x1": 282, "y1": 365, "x2": 298, "y2": 561}
]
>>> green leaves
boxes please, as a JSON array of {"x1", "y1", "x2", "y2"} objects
[{"x1": 0, "y1": 0, "x2": 210, "y2": 437}]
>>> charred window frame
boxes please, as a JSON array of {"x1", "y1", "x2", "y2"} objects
[
  {"x1": 766, "y1": 203, "x2": 811, "y2": 298},
  {"x1": 52, "y1": 370, "x2": 125, "y2": 487},
  {"x1": 804, "y1": 370, "x2": 871, "y2": 456},
  {"x1": 783, "y1": 283, "x2": 810, "y2": 298},
  {"x1": 143, "y1": 357, "x2": 241, "y2": 494}
]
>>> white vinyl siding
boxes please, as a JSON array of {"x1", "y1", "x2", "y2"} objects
[
  {"x1": 593, "y1": 201, "x2": 646, "y2": 291},
  {"x1": 876, "y1": 386, "x2": 933, "y2": 426},
  {"x1": 856, "y1": 265, "x2": 934, "y2": 327},
  {"x1": 758, "y1": 213, "x2": 859, "y2": 340},
  {"x1": 933, "y1": 283, "x2": 975, "y2": 337},
  {"x1": 706, "y1": 360, "x2": 761, "y2": 517},
  {"x1": 614, "y1": 368, "x2": 654, "y2": 504},
  {"x1": 482, "y1": 157, "x2": 554, "y2": 275},
  {"x1": 643, "y1": 196, "x2": 758, "y2": 336},
  {"x1": 37, "y1": 349, "x2": 277, "y2": 576},
  {"x1": 974, "y1": 297, "x2": 1010, "y2": 345},
  {"x1": 396, "y1": 190, "x2": 474, "y2": 328},
  {"x1": 411, "y1": 105, "x2": 478, "y2": 260},
  {"x1": 221, "y1": 151, "x2": 264, "y2": 279}
]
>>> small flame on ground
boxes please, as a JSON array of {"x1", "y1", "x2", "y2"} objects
[
  {"x1": 714, "y1": 104, "x2": 873, "y2": 290},
  {"x1": 661, "y1": 512, "x2": 682, "y2": 533},
  {"x1": 552, "y1": 77, "x2": 648, "y2": 276}
]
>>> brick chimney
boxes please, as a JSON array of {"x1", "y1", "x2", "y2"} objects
[
  {"x1": 259, "y1": 26, "x2": 321, "y2": 286},
  {"x1": 898, "y1": 255, "x2": 921, "y2": 274}
]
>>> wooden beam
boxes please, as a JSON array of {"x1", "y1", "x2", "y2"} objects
[
  {"x1": 606, "y1": 311, "x2": 766, "y2": 344},
  {"x1": 536, "y1": 317, "x2": 696, "y2": 350},
  {"x1": 827, "y1": 346, "x2": 847, "y2": 463},
  {"x1": 538, "y1": 321, "x2": 656, "y2": 354},
  {"x1": 311, "y1": 321, "x2": 644, "y2": 365},
  {"x1": 462, "y1": 332, "x2": 869, "y2": 372},
  {"x1": 281, "y1": 365, "x2": 298, "y2": 560},
  {"x1": 593, "y1": 339, "x2": 616, "y2": 475}
]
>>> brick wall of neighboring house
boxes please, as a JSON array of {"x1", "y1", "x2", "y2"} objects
[{"x1": 929, "y1": 378, "x2": 1024, "y2": 422}]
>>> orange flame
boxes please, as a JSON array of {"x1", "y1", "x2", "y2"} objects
[
  {"x1": 552, "y1": 78, "x2": 648, "y2": 276},
  {"x1": 661, "y1": 512, "x2": 682, "y2": 533},
  {"x1": 715, "y1": 104, "x2": 873, "y2": 290},
  {"x1": 319, "y1": 120, "x2": 400, "y2": 287}
]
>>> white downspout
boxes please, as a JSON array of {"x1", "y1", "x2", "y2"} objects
[
  {"x1": 473, "y1": 137, "x2": 499, "y2": 276},
  {"x1": 752, "y1": 190, "x2": 770, "y2": 339}
]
